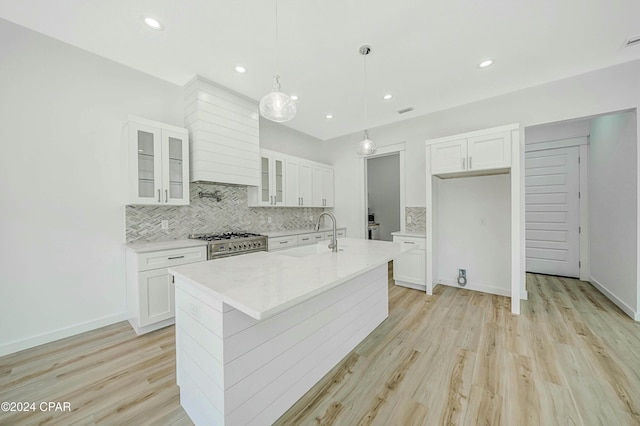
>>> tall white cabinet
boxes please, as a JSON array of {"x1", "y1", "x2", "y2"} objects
[
  {"x1": 426, "y1": 124, "x2": 523, "y2": 314},
  {"x1": 125, "y1": 116, "x2": 190, "y2": 206}
]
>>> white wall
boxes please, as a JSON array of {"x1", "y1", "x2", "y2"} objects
[
  {"x1": 260, "y1": 118, "x2": 327, "y2": 163},
  {"x1": 326, "y1": 59, "x2": 640, "y2": 244},
  {"x1": 437, "y1": 175, "x2": 511, "y2": 295},
  {"x1": 525, "y1": 118, "x2": 591, "y2": 145},
  {"x1": 0, "y1": 19, "x2": 186, "y2": 356},
  {"x1": 589, "y1": 111, "x2": 638, "y2": 316},
  {"x1": 367, "y1": 154, "x2": 400, "y2": 241}
]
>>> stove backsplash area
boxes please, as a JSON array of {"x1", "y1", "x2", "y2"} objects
[{"x1": 126, "y1": 182, "x2": 326, "y2": 244}]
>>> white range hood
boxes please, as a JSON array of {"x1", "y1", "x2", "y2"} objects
[{"x1": 184, "y1": 75, "x2": 260, "y2": 186}]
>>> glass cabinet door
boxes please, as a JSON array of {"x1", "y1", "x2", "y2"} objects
[
  {"x1": 261, "y1": 156, "x2": 271, "y2": 204},
  {"x1": 274, "y1": 158, "x2": 284, "y2": 204},
  {"x1": 130, "y1": 124, "x2": 162, "y2": 204},
  {"x1": 162, "y1": 130, "x2": 189, "y2": 205}
]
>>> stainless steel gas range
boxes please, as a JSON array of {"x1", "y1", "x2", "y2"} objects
[{"x1": 188, "y1": 232, "x2": 267, "y2": 260}]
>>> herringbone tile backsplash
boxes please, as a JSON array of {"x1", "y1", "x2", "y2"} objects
[
  {"x1": 126, "y1": 182, "x2": 325, "y2": 243},
  {"x1": 406, "y1": 207, "x2": 426, "y2": 233}
]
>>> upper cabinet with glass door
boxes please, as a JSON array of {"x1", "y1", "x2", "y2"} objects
[
  {"x1": 125, "y1": 117, "x2": 190, "y2": 205},
  {"x1": 248, "y1": 149, "x2": 286, "y2": 206}
]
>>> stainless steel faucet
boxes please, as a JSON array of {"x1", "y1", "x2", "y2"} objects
[{"x1": 315, "y1": 212, "x2": 338, "y2": 252}]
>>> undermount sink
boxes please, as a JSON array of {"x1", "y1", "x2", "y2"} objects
[{"x1": 279, "y1": 243, "x2": 345, "y2": 258}]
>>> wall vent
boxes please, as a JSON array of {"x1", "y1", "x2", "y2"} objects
[
  {"x1": 625, "y1": 34, "x2": 640, "y2": 47},
  {"x1": 397, "y1": 107, "x2": 414, "y2": 114}
]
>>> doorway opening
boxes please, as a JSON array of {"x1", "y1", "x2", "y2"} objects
[
  {"x1": 524, "y1": 108, "x2": 638, "y2": 320},
  {"x1": 365, "y1": 153, "x2": 401, "y2": 241}
]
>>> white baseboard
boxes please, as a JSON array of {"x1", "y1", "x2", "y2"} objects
[
  {"x1": 438, "y1": 279, "x2": 510, "y2": 297},
  {"x1": 0, "y1": 312, "x2": 128, "y2": 357},
  {"x1": 589, "y1": 276, "x2": 638, "y2": 321},
  {"x1": 520, "y1": 291, "x2": 529, "y2": 300},
  {"x1": 394, "y1": 280, "x2": 426, "y2": 292}
]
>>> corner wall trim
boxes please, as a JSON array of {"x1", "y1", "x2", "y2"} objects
[
  {"x1": 0, "y1": 312, "x2": 128, "y2": 357},
  {"x1": 589, "y1": 277, "x2": 637, "y2": 321}
]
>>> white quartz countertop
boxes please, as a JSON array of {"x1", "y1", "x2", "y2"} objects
[
  {"x1": 125, "y1": 239, "x2": 208, "y2": 253},
  {"x1": 169, "y1": 238, "x2": 414, "y2": 320},
  {"x1": 261, "y1": 227, "x2": 345, "y2": 238},
  {"x1": 391, "y1": 231, "x2": 426, "y2": 238}
]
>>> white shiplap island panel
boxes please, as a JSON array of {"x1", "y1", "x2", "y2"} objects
[{"x1": 169, "y1": 238, "x2": 414, "y2": 426}]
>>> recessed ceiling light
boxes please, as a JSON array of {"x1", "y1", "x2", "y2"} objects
[
  {"x1": 290, "y1": 95, "x2": 299, "y2": 101},
  {"x1": 143, "y1": 17, "x2": 164, "y2": 30},
  {"x1": 478, "y1": 59, "x2": 494, "y2": 69},
  {"x1": 325, "y1": 114, "x2": 333, "y2": 119},
  {"x1": 234, "y1": 65, "x2": 247, "y2": 74},
  {"x1": 383, "y1": 94, "x2": 393, "y2": 100}
]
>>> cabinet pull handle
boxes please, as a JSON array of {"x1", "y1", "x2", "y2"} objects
[
  {"x1": 302, "y1": 238, "x2": 309, "y2": 241},
  {"x1": 168, "y1": 255, "x2": 185, "y2": 260},
  {"x1": 462, "y1": 158, "x2": 465, "y2": 169},
  {"x1": 301, "y1": 197, "x2": 304, "y2": 206},
  {"x1": 165, "y1": 189, "x2": 168, "y2": 202},
  {"x1": 270, "y1": 196, "x2": 273, "y2": 205},
  {"x1": 403, "y1": 241, "x2": 415, "y2": 244},
  {"x1": 469, "y1": 156, "x2": 472, "y2": 169},
  {"x1": 279, "y1": 241, "x2": 288, "y2": 244},
  {"x1": 157, "y1": 189, "x2": 161, "y2": 202}
]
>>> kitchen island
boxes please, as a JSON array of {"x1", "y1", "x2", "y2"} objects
[{"x1": 168, "y1": 238, "x2": 414, "y2": 426}]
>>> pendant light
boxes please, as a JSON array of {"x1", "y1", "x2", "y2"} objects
[
  {"x1": 355, "y1": 45, "x2": 377, "y2": 156},
  {"x1": 260, "y1": 0, "x2": 296, "y2": 122}
]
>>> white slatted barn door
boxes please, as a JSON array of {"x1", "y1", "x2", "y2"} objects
[{"x1": 525, "y1": 146, "x2": 580, "y2": 277}]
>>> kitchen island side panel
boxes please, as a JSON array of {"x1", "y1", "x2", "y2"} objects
[{"x1": 174, "y1": 264, "x2": 389, "y2": 426}]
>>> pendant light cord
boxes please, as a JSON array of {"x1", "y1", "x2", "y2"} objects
[
  {"x1": 363, "y1": 51, "x2": 367, "y2": 131},
  {"x1": 275, "y1": 0, "x2": 280, "y2": 74}
]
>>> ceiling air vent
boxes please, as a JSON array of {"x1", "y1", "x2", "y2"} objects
[
  {"x1": 625, "y1": 34, "x2": 640, "y2": 47},
  {"x1": 397, "y1": 107, "x2": 414, "y2": 114}
]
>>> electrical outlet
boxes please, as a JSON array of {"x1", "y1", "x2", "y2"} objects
[
  {"x1": 407, "y1": 216, "x2": 412, "y2": 224},
  {"x1": 267, "y1": 216, "x2": 272, "y2": 224},
  {"x1": 161, "y1": 220, "x2": 169, "y2": 230},
  {"x1": 458, "y1": 269, "x2": 466, "y2": 277}
]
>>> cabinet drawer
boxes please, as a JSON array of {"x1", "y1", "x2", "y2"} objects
[
  {"x1": 268, "y1": 236, "x2": 298, "y2": 251},
  {"x1": 393, "y1": 236, "x2": 426, "y2": 250},
  {"x1": 325, "y1": 229, "x2": 346, "y2": 240},
  {"x1": 297, "y1": 232, "x2": 325, "y2": 246},
  {"x1": 137, "y1": 246, "x2": 207, "y2": 272}
]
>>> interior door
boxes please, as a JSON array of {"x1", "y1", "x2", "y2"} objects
[{"x1": 525, "y1": 146, "x2": 580, "y2": 277}]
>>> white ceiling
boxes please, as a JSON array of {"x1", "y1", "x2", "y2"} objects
[{"x1": 1, "y1": 0, "x2": 639, "y2": 140}]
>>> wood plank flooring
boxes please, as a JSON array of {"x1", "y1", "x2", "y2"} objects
[{"x1": 2, "y1": 271, "x2": 640, "y2": 425}]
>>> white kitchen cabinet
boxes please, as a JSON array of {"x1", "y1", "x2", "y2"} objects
[
  {"x1": 285, "y1": 158, "x2": 313, "y2": 207},
  {"x1": 430, "y1": 131, "x2": 510, "y2": 176},
  {"x1": 297, "y1": 232, "x2": 325, "y2": 246},
  {"x1": 126, "y1": 117, "x2": 190, "y2": 205},
  {"x1": 248, "y1": 150, "x2": 286, "y2": 206},
  {"x1": 324, "y1": 229, "x2": 346, "y2": 240},
  {"x1": 126, "y1": 244, "x2": 206, "y2": 335},
  {"x1": 312, "y1": 165, "x2": 335, "y2": 207},
  {"x1": 392, "y1": 235, "x2": 426, "y2": 290},
  {"x1": 268, "y1": 235, "x2": 298, "y2": 251},
  {"x1": 267, "y1": 228, "x2": 346, "y2": 251}
]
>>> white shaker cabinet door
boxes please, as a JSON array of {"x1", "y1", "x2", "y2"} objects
[
  {"x1": 430, "y1": 138, "x2": 467, "y2": 175},
  {"x1": 138, "y1": 268, "x2": 174, "y2": 327},
  {"x1": 467, "y1": 131, "x2": 511, "y2": 171}
]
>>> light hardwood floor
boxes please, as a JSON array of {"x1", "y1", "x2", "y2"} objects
[{"x1": 2, "y1": 271, "x2": 640, "y2": 425}]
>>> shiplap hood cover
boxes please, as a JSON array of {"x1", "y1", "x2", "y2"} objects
[
  {"x1": 185, "y1": 76, "x2": 260, "y2": 186},
  {"x1": 0, "y1": 1, "x2": 639, "y2": 140}
]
